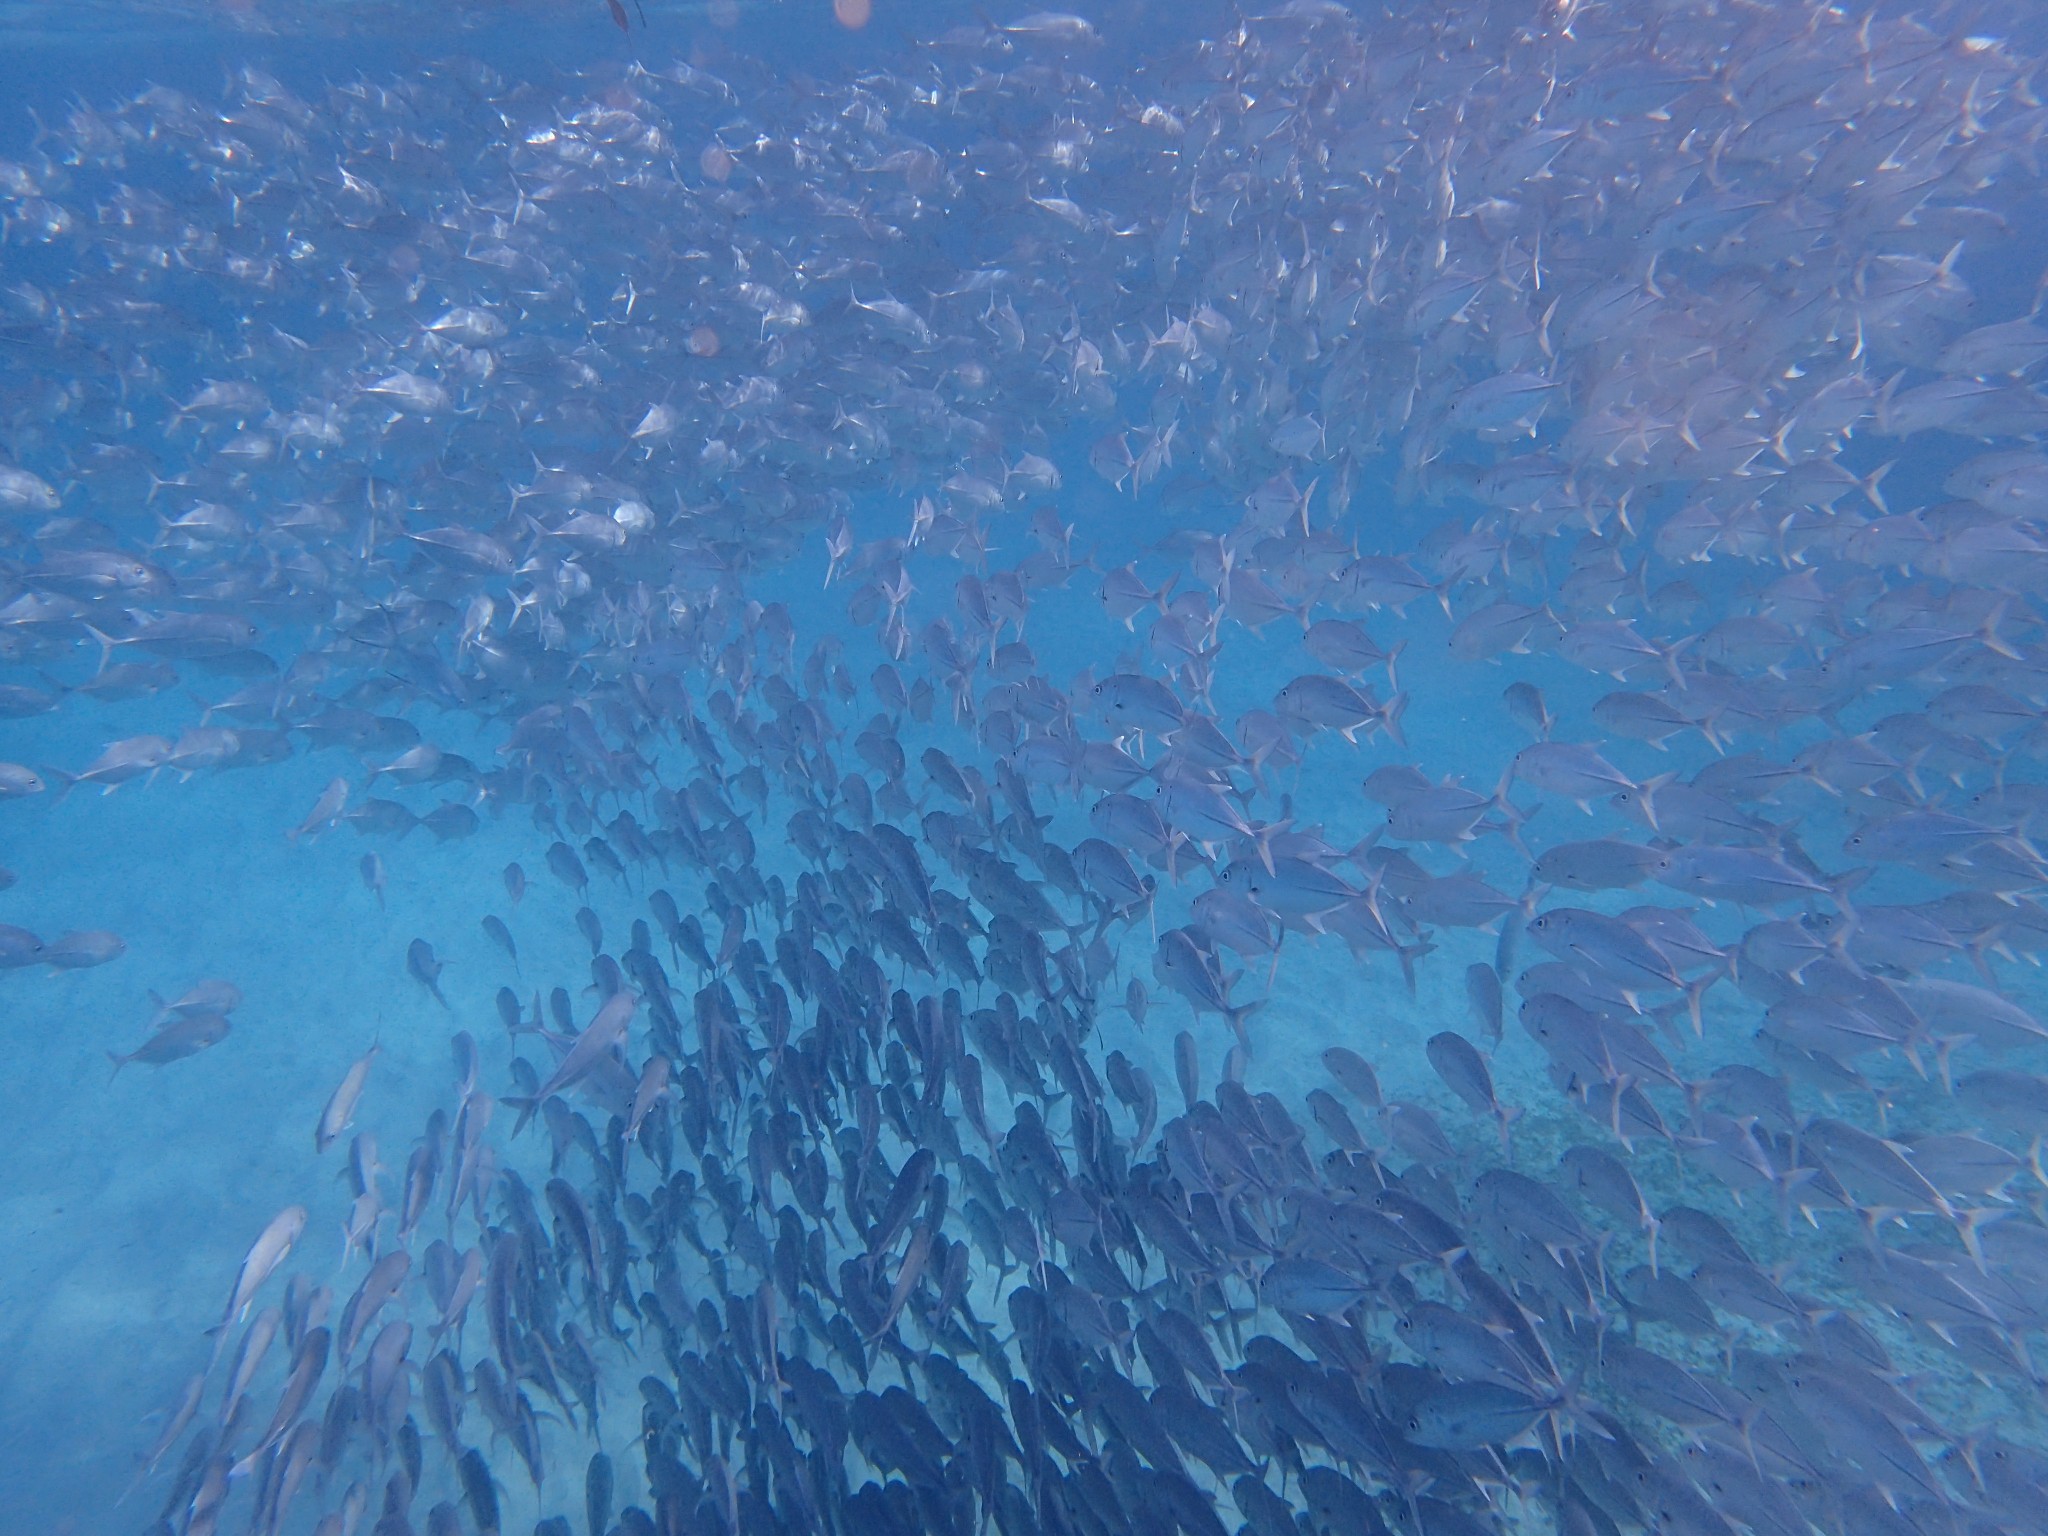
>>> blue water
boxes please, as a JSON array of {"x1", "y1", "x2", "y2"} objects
[{"x1": 9, "y1": 3, "x2": 2048, "y2": 1535}]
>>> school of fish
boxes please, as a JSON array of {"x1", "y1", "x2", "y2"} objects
[{"x1": 10, "y1": 0, "x2": 2048, "y2": 1533}]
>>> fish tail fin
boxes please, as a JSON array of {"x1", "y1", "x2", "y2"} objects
[
  {"x1": 1379, "y1": 690, "x2": 1409, "y2": 749},
  {"x1": 1771, "y1": 1166, "x2": 1820, "y2": 1238},
  {"x1": 1981, "y1": 597, "x2": 2023, "y2": 660},
  {"x1": 1549, "y1": 1363, "x2": 1613, "y2": 1452},
  {"x1": 1874, "y1": 368, "x2": 1908, "y2": 433},
  {"x1": 82, "y1": 624, "x2": 120, "y2": 676},
  {"x1": 1628, "y1": 553, "x2": 1651, "y2": 611},
  {"x1": 106, "y1": 1050, "x2": 126, "y2": 1079},
  {"x1": 1968, "y1": 930, "x2": 2004, "y2": 988},
  {"x1": 1932, "y1": 1032, "x2": 1973, "y2": 1096},
  {"x1": 1398, "y1": 939, "x2": 1435, "y2": 995},
  {"x1": 1828, "y1": 865, "x2": 1871, "y2": 919},
  {"x1": 1660, "y1": 632, "x2": 1696, "y2": 691},
  {"x1": 1683, "y1": 974, "x2": 1713, "y2": 1038},
  {"x1": 1343, "y1": 825, "x2": 1385, "y2": 874},
  {"x1": 504, "y1": 1096, "x2": 539, "y2": 1138},
  {"x1": 1634, "y1": 771, "x2": 1679, "y2": 833},
  {"x1": 1225, "y1": 998, "x2": 1262, "y2": 1048},
  {"x1": 1497, "y1": 795, "x2": 1538, "y2": 859},
  {"x1": 1155, "y1": 569, "x2": 1178, "y2": 617},
  {"x1": 1957, "y1": 1205, "x2": 2013, "y2": 1273},
  {"x1": 1251, "y1": 820, "x2": 1281, "y2": 877}
]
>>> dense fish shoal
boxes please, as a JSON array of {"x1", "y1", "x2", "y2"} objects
[{"x1": 6, "y1": 2, "x2": 2048, "y2": 1535}]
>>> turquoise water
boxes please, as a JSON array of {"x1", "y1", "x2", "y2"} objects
[{"x1": 6, "y1": 3, "x2": 2048, "y2": 1534}]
